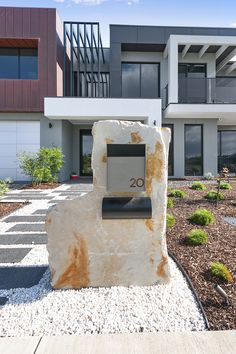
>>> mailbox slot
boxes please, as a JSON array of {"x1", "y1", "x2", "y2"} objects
[{"x1": 102, "y1": 197, "x2": 152, "y2": 219}]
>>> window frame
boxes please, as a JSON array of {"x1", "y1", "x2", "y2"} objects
[
  {"x1": 184, "y1": 124, "x2": 203, "y2": 176},
  {"x1": 0, "y1": 47, "x2": 38, "y2": 80},
  {"x1": 121, "y1": 61, "x2": 160, "y2": 98}
]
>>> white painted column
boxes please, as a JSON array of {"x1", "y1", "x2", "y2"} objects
[{"x1": 168, "y1": 37, "x2": 178, "y2": 104}]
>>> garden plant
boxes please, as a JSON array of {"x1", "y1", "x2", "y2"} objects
[
  {"x1": 190, "y1": 208, "x2": 215, "y2": 226},
  {"x1": 20, "y1": 147, "x2": 64, "y2": 185},
  {"x1": 210, "y1": 262, "x2": 233, "y2": 283},
  {"x1": 186, "y1": 229, "x2": 208, "y2": 245},
  {"x1": 168, "y1": 189, "x2": 186, "y2": 198},
  {"x1": 166, "y1": 213, "x2": 175, "y2": 229},
  {"x1": 190, "y1": 181, "x2": 206, "y2": 190}
]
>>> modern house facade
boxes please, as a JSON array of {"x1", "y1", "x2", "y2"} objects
[{"x1": 0, "y1": 6, "x2": 236, "y2": 180}]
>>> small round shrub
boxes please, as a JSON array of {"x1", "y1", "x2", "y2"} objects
[
  {"x1": 186, "y1": 229, "x2": 208, "y2": 245},
  {"x1": 167, "y1": 197, "x2": 174, "y2": 209},
  {"x1": 190, "y1": 208, "x2": 215, "y2": 226},
  {"x1": 190, "y1": 181, "x2": 206, "y2": 190},
  {"x1": 210, "y1": 262, "x2": 233, "y2": 283},
  {"x1": 169, "y1": 189, "x2": 186, "y2": 198},
  {"x1": 205, "y1": 190, "x2": 224, "y2": 201},
  {"x1": 219, "y1": 181, "x2": 232, "y2": 190},
  {"x1": 166, "y1": 213, "x2": 175, "y2": 229}
]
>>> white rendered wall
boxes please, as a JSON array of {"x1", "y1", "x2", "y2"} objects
[{"x1": 44, "y1": 98, "x2": 162, "y2": 127}]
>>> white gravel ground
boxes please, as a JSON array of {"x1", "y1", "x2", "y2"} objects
[
  {"x1": 0, "y1": 184, "x2": 206, "y2": 337},
  {"x1": 0, "y1": 258, "x2": 206, "y2": 337}
]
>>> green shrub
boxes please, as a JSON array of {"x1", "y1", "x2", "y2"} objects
[
  {"x1": 219, "y1": 181, "x2": 232, "y2": 190},
  {"x1": 19, "y1": 147, "x2": 64, "y2": 184},
  {"x1": 167, "y1": 197, "x2": 174, "y2": 209},
  {"x1": 205, "y1": 190, "x2": 224, "y2": 201},
  {"x1": 186, "y1": 229, "x2": 208, "y2": 245},
  {"x1": 0, "y1": 178, "x2": 11, "y2": 198},
  {"x1": 166, "y1": 213, "x2": 175, "y2": 229},
  {"x1": 210, "y1": 262, "x2": 233, "y2": 283},
  {"x1": 169, "y1": 189, "x2": 186, "y2": 198},
  {"x1": 190, "y1": 208, "x2": 215, "y2": 226},
  {"x1": 190, "y1": 181, "x2": 206, "y2": 190}
]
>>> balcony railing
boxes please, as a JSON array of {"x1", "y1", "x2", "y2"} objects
[{"x1": 178, "y1": 77, "x2": 236, "y2": 104}]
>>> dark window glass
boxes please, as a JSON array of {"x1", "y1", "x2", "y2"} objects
[
  {"x1": 141, "y1": 64, "x2": 159, "y2": 98},
  {"x1": 185, "y1": 125, "x2": 203, "y2": 176},
  {"x1": 0, "y1": 47, "x2": 38, "y2": 80},
  {"x1": 162, "y1": 124, "x2": 174, "y2": 176},
  {"x1": 218, "y1": 131, "x2": 236, "y2": 173},
  {"x1": 20, "y1": 48, "x2": 38, "y2": 79},
  {"x1": 178, "y1": 64, "x2": 206, "y2": 103},
  {"x1": 122, "y1": 63, "x2": 140, "y2": 97},
  {"x1": 0, "y1": 48, "x2": 18, "y2": 79},
  {"x1": 122, "y1": 63, "x2": 160, "y2": 98},
  {"x1": 80, "y1": 130, "x2": 93, "y2": 176}
]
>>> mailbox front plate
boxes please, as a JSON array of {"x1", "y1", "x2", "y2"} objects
[{"x1": 107, "y1": 144, "x2": 146, "y2": 192}]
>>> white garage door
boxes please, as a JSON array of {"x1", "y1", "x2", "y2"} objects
[{"x1": 0, "y1": 121, "x2": 40, "y2": 181}]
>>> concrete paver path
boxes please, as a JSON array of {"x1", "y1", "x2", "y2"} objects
[{"x1": 0, "y1": 331, "x2": 236, "y2": 354}]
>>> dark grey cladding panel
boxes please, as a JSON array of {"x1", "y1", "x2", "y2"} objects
[
  {"x1": 110, "y1": 70, "x2": 122, "y2": 97},
  {"x1": 109, "y1": 43, "x2": 121, "y2": 70},
  {"x1": 137, "y1": 26, "x2": 165, "y2": 43},
  {"x1": 110, "y1": 24, "x2": 236, "y2": 45},
  {"x1": 110, "y1": 25, "x2": 138, "y2": 43}
]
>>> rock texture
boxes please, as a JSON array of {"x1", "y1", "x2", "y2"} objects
[{"x1": 46, "y1": 120, "x2": 171, "y2": 288}]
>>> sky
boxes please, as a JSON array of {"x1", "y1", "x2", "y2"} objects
[{"x1": 1, "y1": 0, "x2": 236, "y2": 46}]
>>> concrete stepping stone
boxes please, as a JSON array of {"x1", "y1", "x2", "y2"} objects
[
  {"x1": 0, "y1": 266, "x2": 48, "y2": 289},
  {"x1": 32, "y1": 209, "x2": 48, "y2": 215},
  {"x1": 224, "y1": 216, "x2": 236, "y2": 226},
  {"x1": 4, "y1": 215, "x2": 45, "y2": 223},
  {"x1": 0, "y1": 234, "x2": 47, "y2": 245},
  {"x1": 7, "y1": 224, "x2": 45, "y2": 233},
  {"x1": 0, "y1": 248, "x2": 31, "y2": 263}
]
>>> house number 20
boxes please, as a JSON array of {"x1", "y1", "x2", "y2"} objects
[{"x1": 130, "y1": 178, "x2": 144, "y2": 188}]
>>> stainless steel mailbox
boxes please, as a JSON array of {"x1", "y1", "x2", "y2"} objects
[{"x1": 107, "y1": 144, "x2": 146, "y2": 192}]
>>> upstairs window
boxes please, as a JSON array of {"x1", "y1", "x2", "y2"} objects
[
  {"x1": 0, "y1": 48, "x2": 38, "y2": 80},
  {"x1": 122, "y1": 62, "x2": 160, "y2": 98}
]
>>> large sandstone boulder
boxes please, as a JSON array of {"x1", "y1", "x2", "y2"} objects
[{"x1": 46, "y1": 120, "x2": 171, "y2": 289}]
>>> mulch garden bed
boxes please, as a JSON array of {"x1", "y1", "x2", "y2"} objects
[
  {"x1": 21, "y1": 183, "x2": 60, "y2": 190},
  {"x1": 166, "y1": 182, "x2": 236, "y2": 330},
  {"x1": 0, "y1": 202, "x2": 27, "y2": 219}
]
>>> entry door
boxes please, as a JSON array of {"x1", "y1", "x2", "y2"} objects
[{"x1": 80, "y1": 129, "x2": 93, "y2": 176}]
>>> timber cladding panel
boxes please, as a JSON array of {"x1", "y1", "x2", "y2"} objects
[{"x1": 0, "y1": 7, "x2": 61, "y2": 112}]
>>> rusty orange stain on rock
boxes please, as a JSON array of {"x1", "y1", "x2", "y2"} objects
[
  {"x1": 106, "y1": 138, "x2": 114, "y2": 144},
  {"x1": 157, "y1": 255, "x2": 168, "y2": 279},
  {"x1": 130, "y1": 132, "x2": 143, "y2": 144},
  {"x1": 146, "y1": 142, "x2": 164, "y2": 196},
  {"x1": 102, "y1": 153, "x2": 107, "y2": 163},
  {"x1": 149, "y1": 256, "x2": 154, "y2": 265},
  {"x1": 54, "y1": 234, "x2": 89, "y2": 289},
  {"x1": 46, "y1": 217, "x2": 52, "y2": 224},
  {"x1": 93, "y1": 176, "x2": 97, "y2": 185},
  {"x1": 145, "y1": 219, "x2": 154, "y2": 232}
]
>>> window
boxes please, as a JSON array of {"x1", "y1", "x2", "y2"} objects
[
  {"x1": 0, "y1": 48, "x2": 38, "y2": 80},
  {"x1": 80, "y1": 130, "x2": 93, "y2": 176},
  {"x1": 218, "y1": 130, "x2": 236, "y2": 173},
  {"x1": 162, "y1": 124, "x2": 174, "y2": 176},
  {"x1": 122, "y1": 62, "x2": 160, "y2": 98},
  {"x1": 185, "y1": 125, "x2": 203, "y2": 176},
  {"x1": 178, "y1": 63, "x2": 206, "y2": 103}
]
